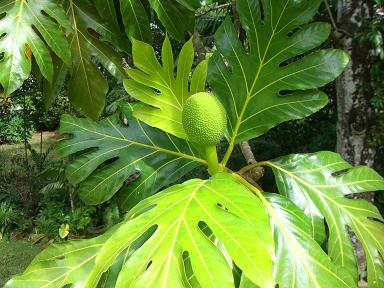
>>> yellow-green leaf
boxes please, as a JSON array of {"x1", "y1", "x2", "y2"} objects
[
  {"x1": 268, "y1": 152, "x2": 384, "y2": 287},
  {"x1": 124, "y1": 36, "x2": 209, "y2": 139}
]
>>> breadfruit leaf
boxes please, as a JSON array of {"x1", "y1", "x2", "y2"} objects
[
  {"x1": 124, "y1": 36, "x2": 209, "y2": 139},
  {"x1": 57, "y1": 103, "x2": 204, "y2": 210},
  {"x1": 208, "y1": 0, "x2": 349, "y2": 144},
  {"x1": 6, "y1": 173, "x2": 274, "y2": 288},
  {"x1": 236, "y1": 192, "x2": 357, "y2": 288},
  {"x1": 0, "y1": 0, "x2": 71, "y2": 95},
  {"x1": 267, "y1": 152, "x2": 384, "y2": 287},
  {"x1": 63, "y1": 0, "x2": 128, "y2": 120},
  {"x1": 266, "y1": 194, "x2": 357, "y2": 288}
]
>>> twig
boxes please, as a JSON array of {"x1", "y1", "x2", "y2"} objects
[
  {"x1": 323, "y1": 0, "x2": 352, "y2": 37},
  {"x1": 323, "y1": 0, "x2": 338, "y2": 31},
  {"x1": 231, "y1": 0, "x2": 241, "y2": 37},
  {"x1": 241, "y1": 172, "x2": 263, "y2": 191},
  {"x1": 69, "y1": 185, "x2": 74, "y2": 213}
]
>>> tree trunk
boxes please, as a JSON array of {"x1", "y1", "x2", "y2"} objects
[
  {"x1": 336, "y1": 1, "x2": 376, "y2": 278},
  {"x1": 336, "y1": 0, "x2": 376, "y2": 170}
]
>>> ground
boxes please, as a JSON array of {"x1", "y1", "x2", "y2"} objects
[
  {"x1": 0, "y1": 131, "x2": 57, "y2": 159},
  {"x1": 0, "y1": 240, "x2": 41, "y2": 286}
]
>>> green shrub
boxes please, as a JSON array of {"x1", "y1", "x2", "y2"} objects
[
  {"x1": 0, "y1": 113, "x2": 34, "y2": 144},
  {"x1": 0, "y1": 202, "x2": 24, "y2": 239},
  {"x1": 31, "y1": 92, "x2": 72, "y2": 131},
  {"x1": 34, "y1": 201, "x2": 97, "y2": 238}
]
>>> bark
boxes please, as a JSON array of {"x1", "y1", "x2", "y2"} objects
[
  {"x1": 240, "y1": 142, "x2": 265, "y2": 181},
  {"x1": 336, "y1": 0, "x2": 376, "y2": 170},
  {"x1": 192, "y1": 32, "x2": 206, "y2": 63},
  {"x1": 336, "y1": 1, "x2": 376, "y2": 277}
]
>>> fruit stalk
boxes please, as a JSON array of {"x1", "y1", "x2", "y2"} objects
[{"x1": 205, "y1": 145, "x2": 220, "y2": 175}]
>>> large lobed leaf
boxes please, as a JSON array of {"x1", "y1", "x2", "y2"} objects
[
  {"x1": 266, "y1": 194, "x2": 357, "y2": 288},
  {"x1": 6, "y1": 173, "x2": 274, "y2": 288},
  {"x1": 232, "y1": 173, "x2": 358, "y2": 288},
  {"x1": 124, "y1": 36, "x2": 208, "y2": 139},
  {"x1": 0, "y1": 0, "x2": 71, "y2": 95},
  {"x1": 267, "y1": 151, "x2": 384, "y2": 287},
  {"x1": 208, "y1": 0, "x2": 349, "y2": 146},
  {"x1": 57, "y1": 103, "x2": 204, "y2": 210}
]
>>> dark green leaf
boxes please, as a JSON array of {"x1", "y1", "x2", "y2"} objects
[
  {"x1": 208, "y1": 0, "x2": 349, "y2": 144},
  {"x1": 64, "y1": 0, "x2": 128, "y2": 120},
  {"x1": 57, "y1": 103, "x2": 205, "y2": 208},
  {"x1": 120, "y1": 0, "x2": 152, "y2": 43},
  {"x1": 148, "y1": 0, "x2": 195, "y2": 42},
  {"x1": 43, "y1": 58, "x2": 68, "y2": 108},
  {"x1": 94, "y1": 0, "x2": 120, "y2": 32},
  {"x1": 175, "y1": 0, "x2": 200, "y2": 10},
  {"x1": 120, "y1": 0, "x2": 197, "y2": 43}
]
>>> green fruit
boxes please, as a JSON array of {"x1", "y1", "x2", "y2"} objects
[{"x1": 182, "y1": 92, "x2": 227, "y2": 146}]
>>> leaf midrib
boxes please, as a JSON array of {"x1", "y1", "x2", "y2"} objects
[
  {"x1": 222, "y1": 0, "x2": 290, "y2": 166},
  {"x1": 266, "y1": 160, "x2": 384, "y2": 272},
  {"x1": 267, "y1": 161, "x2": 348, "y2": 266},
  {"x1": 234, "y1": 173, "x2": 352, "y2": 288},
  {"x1": 69, "y1": 0, "x2": 94, "y2": 107},
  {"x1": 61, "y1": 119, "x2": 206, "y2": 164}
]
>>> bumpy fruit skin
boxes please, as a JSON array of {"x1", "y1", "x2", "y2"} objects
[{"x1": 182, "y1": 92, "x2": 227, "y2": 146}]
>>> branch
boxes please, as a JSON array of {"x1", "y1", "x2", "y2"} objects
[
  {"x1": 231, "y1": 0, "x2": 241, "y2": 35},
  {"x1": 192, "y1": 32, "x2": 206, "y2": 63},
  {"x1": 323, "y1": 0, "x2": 352, "y2": 37},
  {"x1": 240, "y1": 142, "x2": 265, "y2": 182},
  {"x1": 323, "y1": 0, "x2": 338, "y2": 31}
]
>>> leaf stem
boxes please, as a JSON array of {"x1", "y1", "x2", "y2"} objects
[
  {"x1": 237, "y1": 161, "x2": 268, "y2": 175},
  {"x1": 205, "y1": 145, "x2": 220, "y2": 175},
  {"x1": 232, "y1": 172, "x2": 262, "y2": 194}
]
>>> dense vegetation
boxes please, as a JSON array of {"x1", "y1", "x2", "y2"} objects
[{"x1": 0, "y1": 0, "x2": 383, "y2": 287}]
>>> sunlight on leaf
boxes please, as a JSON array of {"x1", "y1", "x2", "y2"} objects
[
  {"x1": 124, "y1": 36, "x2": 208, "y2": 139},
  {"x1": 268, "y1": 151, "x2": 384, "y2": 287},
  {"x1": 0, "y1": 0, "x2": 71, "y2": 95},
  {"x1": 208, "y1": 0, "x2": 349, "y2": 152},
  {"x1": 6, "y1": 173, "x2": 274, "y2": 288}
]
